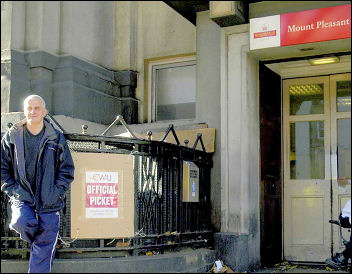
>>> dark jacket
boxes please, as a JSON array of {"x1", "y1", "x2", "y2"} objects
[{"x1": 1, "y1": 117, "x2": 74, "y2": 213}]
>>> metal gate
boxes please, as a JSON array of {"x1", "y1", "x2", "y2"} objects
[{"x1": 1, "y1": 123, "x2": 214, "y2": 258}]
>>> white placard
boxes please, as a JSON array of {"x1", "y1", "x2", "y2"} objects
[
  {"x1": 250, "y1": 15, "x2": 281, "y2": 50},
  {"x1": 85, "y1": 171, "x2": 118, "y2": 218}
]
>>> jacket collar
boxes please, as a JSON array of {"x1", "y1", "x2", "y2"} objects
[{"x1": 9, "y1": 117, "x2": 57, "y2": 144}]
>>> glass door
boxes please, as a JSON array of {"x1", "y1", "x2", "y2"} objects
[
  {"x1": 330, "y1": 73, "x2": 351, "y2": 256},
  {"x1": 283, "y1": 73, "x2": 351, "y2": 262},
  {"x1": 283, "y1": 76, "x2": 331, "y2": 262}
]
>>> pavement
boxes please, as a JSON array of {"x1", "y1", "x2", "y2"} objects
[
  {"x1": 206, "y1": 260, "x2": 350, "y2": 273},
  {"x1": 2, "y1": 249, "x2": 351, "y2": 273},
  {"x1": 248, "y1": 261, "x2": 350, "y2": 274},
  {"x1": 1, "y1": 247, "x2": 215, "y2": 273}
]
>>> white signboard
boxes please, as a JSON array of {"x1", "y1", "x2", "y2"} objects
[
  {"x1": 250, "y1": 5, "x2": 351, "y2": 50},
  {"x1": 85, "y1": 171, "x2": 118, "y2": 218},
  {"x1": 250, "y1": 15, "x2": 280, "y2": 50}
]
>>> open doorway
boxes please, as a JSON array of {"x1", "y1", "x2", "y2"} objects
[
  {"x1": 259, "y1": 62, "x2": 283, "y2": 266},
  {"x1": 260, "y1": 54, "x2": 351, "y2": 265}
]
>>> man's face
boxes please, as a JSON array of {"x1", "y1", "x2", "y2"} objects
[{"x1": 24, "y1": 98, "x2": 47, "y2": 125}]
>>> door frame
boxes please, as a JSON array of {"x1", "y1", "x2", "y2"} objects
[
  {"x1": 329, "y1": 73, "x2": 351, "y2": 255},
  {"x1": 260, "y1": 53, "x2": 351, "y2": 264},
  {"x1": 282, "y1": 75, "x2": 332, "y2": 262},
  {"x1": 282, "y1": 72, "x2": 351, "y2": 262}
]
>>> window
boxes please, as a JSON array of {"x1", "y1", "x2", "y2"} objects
[{"x1": 147, "y1": 56, "x2": 196, "y2": 122}]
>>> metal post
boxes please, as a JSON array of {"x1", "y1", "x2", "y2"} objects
[{"x1": 101, "y1": 115, "x2": 139, "y2": 139}]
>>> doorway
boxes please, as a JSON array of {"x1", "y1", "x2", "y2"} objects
[
  {"x1": 259, "y1": 63, "x2": 283, "y2": 265},
  {"x1": 283, "y1": 73, "x2": 351, "y2": 262}
]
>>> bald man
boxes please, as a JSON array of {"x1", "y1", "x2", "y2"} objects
[{"x1": 1, "y1": 95, "x2": 75, "y2": 273}]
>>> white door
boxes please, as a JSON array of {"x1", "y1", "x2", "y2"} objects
[
  {"x1": 330, "y1": 73, "x2": 351, "y2": 256},
  {"x1": 283, "y1": 73, "x2": 351, "y2": 262}
]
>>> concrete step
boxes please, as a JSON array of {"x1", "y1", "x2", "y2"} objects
[{"x1": 1, "y1": 248, "x2": 215, "y2": 273}]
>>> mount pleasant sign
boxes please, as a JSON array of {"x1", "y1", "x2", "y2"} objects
[{"x1": 250, "y1": 4, "x2": 351, "y2": 50}]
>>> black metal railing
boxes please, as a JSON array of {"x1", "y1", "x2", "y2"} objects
[{"x1": 1, "y1": 125, "x2": 214, "y2": 258}]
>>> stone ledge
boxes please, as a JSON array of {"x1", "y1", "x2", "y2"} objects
[
  {"x1": 1, "y1": 248, "x2": 215, "y2": 273},
  {"x1": 5, "y1": 50, "x2": 139, "y2": 124}
]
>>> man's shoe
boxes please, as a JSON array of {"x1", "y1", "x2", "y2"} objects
[{"x1": 325, "y1": 253, "x2": 348, "y2": 269}]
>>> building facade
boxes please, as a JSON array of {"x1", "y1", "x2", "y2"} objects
[{"x1": 1, "y1": 1, "x2": 351, "y2": 272}]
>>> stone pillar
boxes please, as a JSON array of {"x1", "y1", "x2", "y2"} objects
[
  {"x1": 215, "y1": 25, "x2": 260, "y2": 272},
  {"x1": 1, "y1": 1, "x2": 12, "y2": 113},
  {"x1": 196, "y1": 11, "x2": 222, "y2": 232},
  {"x1": 196, "y1": 11, "x2": 260, "y2": 271},
  {"x1": 114, "y1": 1, "x2": 137, "y2": 71}
]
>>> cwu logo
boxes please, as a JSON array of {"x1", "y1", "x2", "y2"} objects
[{"x1": 92, "y1": 173, "x2": 112, "y2": 182}]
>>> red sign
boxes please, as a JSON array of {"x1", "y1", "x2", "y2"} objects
[
  {"x1": 254, "y1": 30, "x2": 277, "y2": 39},
  {"x1": 85, "y1": 171, "x2": 118, "y2": 218},
  {"x1": 86, "y1": 182, "x2": 118, "y2": 208},
  {"x1": 280, "y1": 4, "x2": 351, "y2": 46}
]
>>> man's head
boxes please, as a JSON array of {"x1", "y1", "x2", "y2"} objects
[{"x1": 23, "y1": 95, "x2": 47, "y2": 125}]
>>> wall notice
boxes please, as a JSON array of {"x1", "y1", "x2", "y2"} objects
[
  {"x1": 85, "y1": 171, "x2": 118, "y2": 218},
  {"x1": 250, "y1": 4, "x2": 351, "y2": 50}
]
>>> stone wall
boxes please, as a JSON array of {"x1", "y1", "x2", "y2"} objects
[
  {"x1": 7, "y1": 50, "x2": 138, "y2": 124},
  {"x1": 1, "y1": 1, "x2": 196, "y2": 124}
]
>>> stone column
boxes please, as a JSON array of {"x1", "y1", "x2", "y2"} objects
[
  {"x1": 1, "y1": 1, "x2": 13, "y2": 113},
  {"x1": 215, "y1": 25, "x2": 260, "y2": 272},
  {"x1": 196, "y1": 10, "x2": 222, "y2": 232},
  {"x1": 114, "y1": 1, "x2": 137, "y2": 71}
]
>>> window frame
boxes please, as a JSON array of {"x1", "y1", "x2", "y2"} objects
[{"x1": 146, "y1": 55, "x2": 196, "y2": 123}]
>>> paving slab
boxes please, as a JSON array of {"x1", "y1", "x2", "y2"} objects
[{"x1": 249, "y1": 262, "x2": 350, "y2": 274}]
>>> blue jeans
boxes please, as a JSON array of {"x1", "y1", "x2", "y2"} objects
[{"x1": 9, "y1": 199, "x2": 60, "y2": 273}]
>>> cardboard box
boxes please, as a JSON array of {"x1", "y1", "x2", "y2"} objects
[{"x1": 70, "y1": 152, "x2": 135, "y2": 239}]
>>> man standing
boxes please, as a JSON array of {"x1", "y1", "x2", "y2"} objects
[{"x1": 1, "y1": 94, "x2": 75, "y2": 273}]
